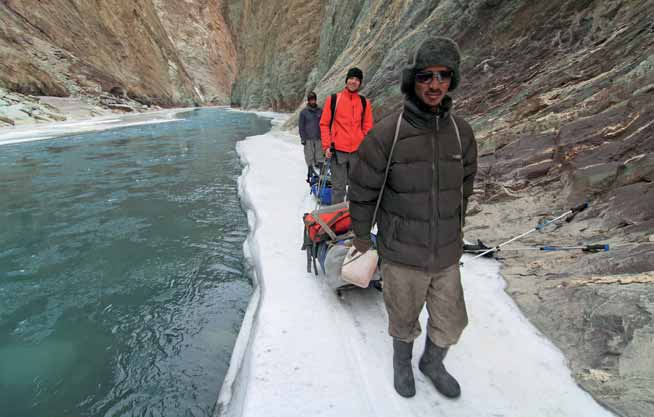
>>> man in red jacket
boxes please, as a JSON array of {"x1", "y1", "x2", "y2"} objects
[{"x1": 320, "y1": 67, "x2": 374, "y2": 203}]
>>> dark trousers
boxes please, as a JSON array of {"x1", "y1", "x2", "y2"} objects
[
  {"x1": 330, "y1": 151, "x2": 357, "y2": 203},
  {"x1": 303, "y1": 139, "x2": 323, "y2": 168}
]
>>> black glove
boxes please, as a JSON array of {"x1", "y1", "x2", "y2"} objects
[
  {"x1": 352, "y1": 237, "x2": 372, "y2": 254},
  {"x1": 301, "y1": 139, "x2": 306, "y2": 145}
]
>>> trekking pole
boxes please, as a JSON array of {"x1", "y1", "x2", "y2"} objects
[
  {"x1": 466, "y1": 243, "x2": 609, "y2": 253},
  {"x1": 499, "y1": 242, "x2": 654, "y2": 253},
  {"x1": 473, "y1": 203, "x2": 589, "y2": 259},
  {"x1": 512, "y1": 244, "x2": 609, "y2": 252},
  {"x1": 330, "y1": 142, "x2": 338, "y2": 164}
]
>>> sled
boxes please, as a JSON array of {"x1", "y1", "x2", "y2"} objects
[
  {"x1": 308, "y1": 170, "x2": 332, "y2": 205},
  {"x1": 301, "y1": 203, "x2": 382, "y2": 297},
  {"x1": 307, "y1": 164, "x2": 332, "y2": 205},
  {"x1": 335, "y1": 280, "x2": 383, "y2": 298}
]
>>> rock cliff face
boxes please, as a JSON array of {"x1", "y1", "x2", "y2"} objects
[
  {"x1": 0, "y1": 0, "x2": 237, "y2": 107},
  {"x1": 2, "y1": 1, "x2": 653, "y2": 415},
  {"x1": 224, "y1": 0, "x2": 325, "y2": 109},
  {"x1": 153, "y1": 0, "x2": 237, "y2": 103}
]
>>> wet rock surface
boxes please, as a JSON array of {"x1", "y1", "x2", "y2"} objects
[{"x1": 0, "y1": 87, "x2": 158, "y2": 126}]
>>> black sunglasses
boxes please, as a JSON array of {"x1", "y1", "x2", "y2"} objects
[{"x1": 415, "y1": 70, "x2": 453, "y2": 84}]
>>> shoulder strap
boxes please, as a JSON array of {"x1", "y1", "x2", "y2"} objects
[
  {"x1": 371, "y1": 112, "x2": 403, "y2": 227},
  {"x1": 329, "y1": 93, "x2": 337, "y2": 133},
  {"x1": 450, "y1": 114, "x2": 464, "y2": 229},
  {"x1": 359, "y1": 95, "x2": 367, "y2": 129}
]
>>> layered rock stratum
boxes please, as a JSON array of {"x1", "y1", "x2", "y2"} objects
[
  {"x1": 0, "y1": 0, "x2": 237, "y2": 113},
  {"x1": 1, "y1": 1, "x2": 653, "y2": 416}
]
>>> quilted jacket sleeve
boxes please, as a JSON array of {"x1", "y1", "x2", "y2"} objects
[{"x1": 348, "y1": 125, "x2": 391, "y2": 240}]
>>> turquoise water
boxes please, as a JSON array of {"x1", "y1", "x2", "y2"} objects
[{"x1": 0, "y1": 109, "x2": 271, "y2": 417}]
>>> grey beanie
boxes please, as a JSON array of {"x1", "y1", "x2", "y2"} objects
[{"x1": 401, "y1": 37, "x2": 461, "y2": 94}]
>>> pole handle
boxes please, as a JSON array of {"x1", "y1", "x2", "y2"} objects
[
  {"x1": 572, "y1": 202, "x2": 589, "y2": 213},
  {"x1": 566, "y1": 202, "x2": 589, "y2": 222},
  {"x1": 330, "y1": 142, "x2": 338, "y2": 164},
  {"x1": 583, "y1": 244, "x2": 609, "y2": 252}
]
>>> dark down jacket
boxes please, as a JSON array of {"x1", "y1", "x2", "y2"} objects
[{"x1": 348, "y1": 96, "x2": 477, "y2": 272}]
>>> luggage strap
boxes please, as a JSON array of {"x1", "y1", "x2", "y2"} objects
[
  {"x1": 313, "y1": 210, "x2": 346, "y2": 241},
  {"x1": 312, "y1": 242, "x2": 319, "y2": 275},
  {"x1": 308, "y1": 202, "x2": 350, "y2": 242}
]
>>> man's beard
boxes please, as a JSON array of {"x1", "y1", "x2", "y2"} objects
[
  {"x1": 409, "y1": 92, "x2": 445, "y2": 114},
  {"x1": 308, "y1": 103, "x2": 317, "y2": 108}
]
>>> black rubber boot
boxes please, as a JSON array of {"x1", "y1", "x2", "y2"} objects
[
  {"x1": 418, "y1": 337, "x2": 461, "y2": 398},
  {"x1": 306, "y1": 166, "x2": 313, "y2": 183},
  {"x1": 393, "y1": 339, "x2": 416, "y2": 398}
]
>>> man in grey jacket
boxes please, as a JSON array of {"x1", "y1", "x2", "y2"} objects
[
  {"x1": 348, "y1": 37, "x2": 478, "y2": 399},
  {"x1": 298, "y1": 91, "x2": 324, "y2": 180}
]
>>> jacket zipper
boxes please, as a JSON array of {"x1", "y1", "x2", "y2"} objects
[{"x1": 429, "y1": 116, "x2": 440, "y2": 270}]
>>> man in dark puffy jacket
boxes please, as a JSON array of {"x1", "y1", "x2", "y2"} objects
[
  {"x1": 348, "y1": 37, "x2": 477, "y2": 399},
  {"x1": 298, "y1": 91, "x2": 324, "y2": 179}
]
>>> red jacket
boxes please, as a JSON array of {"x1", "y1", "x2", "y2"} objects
[{"x1": 320, "y1": 88, "x2": 374, "y2": 153}]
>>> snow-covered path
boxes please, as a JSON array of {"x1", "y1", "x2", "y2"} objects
[{"x1": 217, "y1": 114, "x2": 616, "y2": 417}]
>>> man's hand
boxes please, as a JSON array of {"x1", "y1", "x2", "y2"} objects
[
  {"x1": 325, "y1": 147, "x2": 332, "y2": 159},
  {"x1": 352, "y1": 237, "x2": 372, "y2": 254},
  {"x1": 301, "y1": 139, "x2": 306, "y2": 145}
]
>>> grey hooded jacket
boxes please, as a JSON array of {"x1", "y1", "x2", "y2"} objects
[{"x1": 299, "y1": 106, "x2": 322, "y2": 141}]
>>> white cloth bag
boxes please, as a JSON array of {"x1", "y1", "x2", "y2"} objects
[{"x1": 341, "y1": 247, "x2": 379, "y2": 288}]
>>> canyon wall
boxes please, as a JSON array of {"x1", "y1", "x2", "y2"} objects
[{"x1": 0, "y1": 0, "x2": 237, "y2": 106}]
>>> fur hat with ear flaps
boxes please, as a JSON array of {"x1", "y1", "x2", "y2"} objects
[{"x1": 401, "y1": 37, "x2": 461, "y2": 95}]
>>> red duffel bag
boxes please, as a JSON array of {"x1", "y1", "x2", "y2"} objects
[{"x1": 303, "y1": 202, "x2": 352, "y2": 242}]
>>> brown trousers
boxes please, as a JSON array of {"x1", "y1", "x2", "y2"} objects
[{"x1": 381, "y1": 261, "x2": 468, "y2": 347}]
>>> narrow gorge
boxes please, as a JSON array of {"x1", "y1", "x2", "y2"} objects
[{"x1": 2, "y1": 1, "x2": 653, "y2": 416}]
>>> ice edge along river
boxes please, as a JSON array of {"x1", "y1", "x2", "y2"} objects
[{"x1": 0, "y1": 109, "x2": 615, "y2": 417}]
